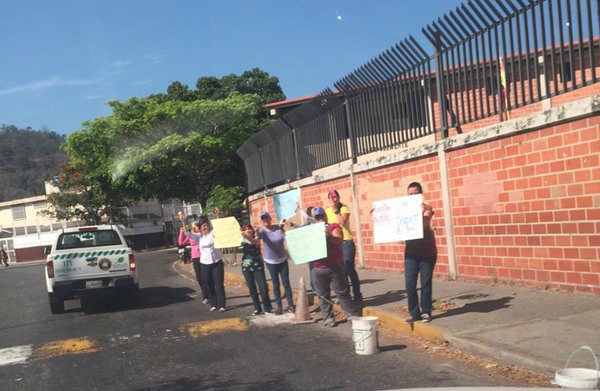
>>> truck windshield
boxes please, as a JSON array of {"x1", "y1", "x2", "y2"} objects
[{"x1": 56, "y1": 230, "x2": 123, "y2": 250}]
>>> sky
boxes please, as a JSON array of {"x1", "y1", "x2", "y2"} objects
[{"x1": 1, "y1": 0, "x2": 465, "y2": 135}]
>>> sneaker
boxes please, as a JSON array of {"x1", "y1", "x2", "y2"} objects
[
  {"x1": 323, "y1": 318, "x2": 336, "y2": 327},
  {"x1": 252, "y1": 310, "x2": 264, "y2": 316},
  {"x1": 421, "y1": 313, "x2": 431, "y2": 323},
  {"x1": 202, "y1": 298, "x2": 209, "y2": 305},
  {"x1": 287, "y1": 306, "x2": 296, "y2": 314},
  {"x1": 218, "y1": 307, "x2": 226, "y2": 313},
  {"x1": 210, "y1": 307, "x2": 217, "y2": 312},
  {"x1": 405, "y1": 316, "x2": 420, "y2": 324},
  {"x1": 274, "y1": 308, "x2": 283, "y2": 315}
]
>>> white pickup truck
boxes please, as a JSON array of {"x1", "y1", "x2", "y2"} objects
[{"x1": 44, "y1": 225, "x2": 139, "y2": 314}]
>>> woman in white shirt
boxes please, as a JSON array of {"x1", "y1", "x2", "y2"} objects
[{"x1": 184, "y1": 218, "x2": 226, "y2": 312}]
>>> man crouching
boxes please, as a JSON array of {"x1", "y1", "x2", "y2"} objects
[{"x1": 310, "y1": 207, "x2": 359, "y2": 327}]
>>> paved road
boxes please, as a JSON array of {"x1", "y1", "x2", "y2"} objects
[{"x1": 0, "y1": 250, "x2": 529, "y2": 390}]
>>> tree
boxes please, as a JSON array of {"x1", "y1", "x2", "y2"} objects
[
  {"x1": 112, "y1": 93, "x2": 265, "y2": 203},
  {"x1": 0, "y1": 125, "x2": 66, "y2": 202},
  {"x1": 195, "y1": 67, "x2": 285, "y2": 104},
  {"x1": 44, "y1": 68, "x2": 283, "y2": 220},
  {"x1": 166, "y1": 81, "x2": 196, "y2": 102},
  {"x1": 205, "y1": 185, "x2": 245, "y2": 217},
  {"x1": 41, "y1": 125, "x2": 134, "y2": 224}
]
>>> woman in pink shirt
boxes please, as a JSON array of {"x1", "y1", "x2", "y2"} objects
[{"x1": 179, "y1": 221, "x2": 208, "y2": 304}]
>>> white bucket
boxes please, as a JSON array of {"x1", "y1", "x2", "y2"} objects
[
  {"x1": 352, "y1": 316, "x2": 379, "y2": 355},
  {"x1": 554, "y1": 346, "x2": 599, "y2": 389}
]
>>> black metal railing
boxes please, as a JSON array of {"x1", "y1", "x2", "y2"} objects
[{"x1": 238, "y1": 0, "x2": 599, "y2": 193}]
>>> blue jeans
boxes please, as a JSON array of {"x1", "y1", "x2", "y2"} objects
[
  {"x1": 265, "y1": 260, "x2": 294, "y2": 309},
  {"x1": 404, "y1": 255, "x2": 437, "y2": 318},
  {"x1": 311, "y1": 264, "x2": 356, "y2": 323},
  {"x1": 342, "y1": 240, "x2": 362, "y2": 300},
  {"x1": 242, "y1": 267, "x2": 273, "y2": 313}
]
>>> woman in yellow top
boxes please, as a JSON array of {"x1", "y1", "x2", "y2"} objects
[{"x1": 325, "y1": 190, "x2": 363, "y2": 305}]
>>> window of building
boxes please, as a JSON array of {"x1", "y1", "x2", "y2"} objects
[
  {"x1": 12, "y1": 206, "x2": 26, "y2": 220},
  {"x1": 33, "y1": 201, "x2": 47, "y2": 209}
]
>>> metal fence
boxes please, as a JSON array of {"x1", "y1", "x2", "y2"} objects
[{"x1": 238, "y1": 0, "x2": 600, "y2": 193}]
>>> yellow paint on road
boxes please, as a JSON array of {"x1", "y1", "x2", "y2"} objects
[
  {"x1": 33, "y1": 337, "x2": 99, "y2": 359},
  {"x1": 179, "y1": 318, "x2": 248, "y2": 338}
]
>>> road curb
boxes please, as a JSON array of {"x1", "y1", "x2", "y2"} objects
[
  {"x1": 223, "y1": 269, "x2": 447, "y2": 343},
  {"x1": 362, "y1": 306, "x2": 446, "y2": 343}
]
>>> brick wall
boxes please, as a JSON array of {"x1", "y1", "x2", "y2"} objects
[{"x1": 249, "y1": 106, "x2": 600, "y2": 295}]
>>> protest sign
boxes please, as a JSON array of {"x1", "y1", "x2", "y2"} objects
[
  {"x1": 372, "y1": 194, "x2": 423, "y2": 243},
  {"x1": 211, "y1": 217, "x2": 242, "y2": 249},
  {"x1": 285, "y1": 222, "x2": 327, "y2": 265},
  {"x1": 274, "y1": 189, "x2": 300, "y2": 221}
]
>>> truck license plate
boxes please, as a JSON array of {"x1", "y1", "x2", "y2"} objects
[{"x1": 85, "y1": 280, "x2": 103, "y2": 289}]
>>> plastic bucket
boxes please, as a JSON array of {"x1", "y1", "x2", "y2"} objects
[
  {"x1": 554, "y1": 346, "x2": 599, "y2": 389},
  {"x1": 352, "y1": 316, "x2": 379, "y2": 355}
]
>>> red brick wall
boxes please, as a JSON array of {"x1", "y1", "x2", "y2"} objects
[
  {"x1": 448, "y1": 115, "x2": 599, "y2": 294},
  {"x1": 249, "y1": 112, "x2": 600, "y2": 295}
]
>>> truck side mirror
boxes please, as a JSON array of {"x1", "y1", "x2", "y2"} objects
[{"x1": 43, "y1": 246, "x2": 52, "y2": 255}]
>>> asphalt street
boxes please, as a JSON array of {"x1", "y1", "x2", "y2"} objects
[{"x1": 0, "y1": 249, "x2": 531, "y2": 390}]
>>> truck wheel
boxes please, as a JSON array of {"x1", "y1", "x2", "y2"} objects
[{"x1": 49, "y1": 293, "x2": 64, "y2": 314}]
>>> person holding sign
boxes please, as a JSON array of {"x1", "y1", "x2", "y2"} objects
[
  {"x1": 184, "y1": 218, "x2": 227, "y2": 312},
  {"x1": 404, "y1": 182, "x2": 437, "y2": 324},
  {"x1": 326, "y1": 190, "x2": 363, "y2": 305},
  {"x1": 178, "y1": 220, "x2": 208, "y2": 304},
  {"x1": 240, "y1": 224, "x2": 273, "y2": 315},
  {"x1": 310, "y1": 207, "x2": 358, "y2": 327},
  {"x1": 257, "y1": 212, "x2": 294, "y2": 315}
]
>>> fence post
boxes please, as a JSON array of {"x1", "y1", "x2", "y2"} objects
[
  {"x1": 343, "y1": 98, "x2": 364, "y2": 266},
  {"x1": 433, "y1": 31, "x2": 448, "y2": 138},
  {"x1": 343, "y1": 99, "x2": 358, "y2": 164},
  {"x1": 433, "y1": 31, "x2": 458, "y2": 280}
]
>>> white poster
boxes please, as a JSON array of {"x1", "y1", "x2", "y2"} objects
[{"x1": 372, "y1": 194, "x2": 423, "y2": 243}]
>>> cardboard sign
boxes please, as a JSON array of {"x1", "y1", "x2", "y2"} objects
[
  {"x1": 285, "y1": 222, "x2": 327, "y2": 265},
  {"x1": 211, "y1": 217, "x2": 242, "y2": 249},
  {"x1": 274, "y1": 189, "x2": 300, "y2": 221},
  {"x1": 372, "y1": 194, "x2": 423, "y2": 243}
]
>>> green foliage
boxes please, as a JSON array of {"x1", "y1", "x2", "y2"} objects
[
  {"x1": 0, "y1": 125, "x2": 66, "y2": 202},
  {"x1": 43, "y1": 68, "x2": 282, "y2": 220},
  {"x1": 195, "y1": 67, "x2": 286, "y2": 104},
  {"x1": 109, "y1": 93, "x2": 266, "y2": 202},
  {"x1": 205, "y1": 185, "x2": 245, "y2": 217}
]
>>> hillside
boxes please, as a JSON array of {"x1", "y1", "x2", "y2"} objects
[{"x1": 0, "y1": 125, "x2": 66, "y2": 202}]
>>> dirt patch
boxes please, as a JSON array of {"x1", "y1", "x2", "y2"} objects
[{"x1": 379, "y1": 325, "x2": 554, "y2": 388}]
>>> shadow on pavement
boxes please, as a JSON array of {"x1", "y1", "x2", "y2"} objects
[
  {"x1": 432, "y1": 296, "x2": 514, "y2": 320},
  {"x1": 379, "y1": 344, "x2": 407, "y2": 352},
  {"x1": 82, "y1": 286, "x2": 196, "y2": 314},
  {"x1": 362, "y1": 289, "x2": 406, "y2": 307}
]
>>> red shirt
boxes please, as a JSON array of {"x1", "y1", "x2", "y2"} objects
[
  {"x1": 405, "y1": 204, "x2": 437, "y2": 258},
  {"x1": 311, "y1": 223, "x2": 343, "y2": 269}
]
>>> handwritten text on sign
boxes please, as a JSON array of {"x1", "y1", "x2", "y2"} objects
[
  {"x1": 212, "y1": 217, "x2": 242, "y2": 249},
  {"x1": 274, "y1": 189, "x2": 300, "y2": 221},
  {"x1": 372, "y1": 194, "x2": 423, "y2": 243},
  {"x1": 285, "y1": 222, "x2": 327, "y2": 265}
]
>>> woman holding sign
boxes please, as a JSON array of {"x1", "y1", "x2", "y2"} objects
[
  {"x1": 404, "y1": 182, "x2": 437, "y2": 324},
  {"x1": 257, "y1": 212, "x2": 294, "y2": 315},
  {"x1": 184, "y1": 218, "x2": 227, "y2": 312},
  {"x1": 240, "y1": 224, "x2": 273, "y2": 315}
]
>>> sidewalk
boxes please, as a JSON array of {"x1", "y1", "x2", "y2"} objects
[{"x1": 201, "y1": 260, "x2": 600, "y2": 376}]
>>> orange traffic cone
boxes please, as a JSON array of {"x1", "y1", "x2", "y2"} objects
[{"x1": 293, "y1": 276, "x2": 314, "y2": 324}]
